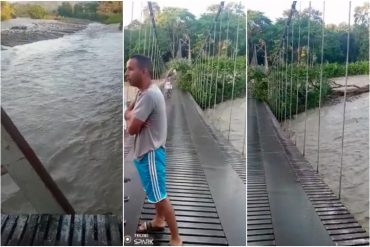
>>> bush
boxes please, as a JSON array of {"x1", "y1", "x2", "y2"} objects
[
  {"x1": 1, "y1": 2, "x2": 15, "y2": 21},
  {"x1": 28, "y1": 5, "x2": 47, "y2": 19},
  {"x1": 101, "y1": 13, "x2": 122, "y2": 24},
  {"x1": 169, "y1": 57, "x2": 246, "y2": 109},
  {"x1": 249, "y1": 64, "x2": 333, "y2": 120}
]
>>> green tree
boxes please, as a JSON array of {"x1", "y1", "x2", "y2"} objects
[
  {"x1": 1, "y1": 1, "x2": 15, "y2": 21},
  {"x1": 58, "y1": 2, "x2": 73, "y2": 17},
  {"x1": 28, "y1": 5, "x2": 47, "y2": 19}
]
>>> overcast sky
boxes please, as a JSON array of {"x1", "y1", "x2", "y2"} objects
[
  {"x1": 124, "y1": 0, "x2": 367, "y2": 26},
  {"x1": 247, "y1": 0, "x2": 365, "y2": 25},
  {"x1": 123, "y1": 0, "x2": 241, "y2": 26}
]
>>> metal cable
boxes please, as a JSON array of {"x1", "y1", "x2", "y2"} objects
[
  {"x1": 289, "y1": 14, "x2": 294, "y2": 138},
  {"x1": 316, "y1": 1, "x2": 326, "y2": 173},
  {"x1": 227, "y1": 9, "x2": 240, "y2": 140},
  {"x1": 338, "y1": 1, "x2": 351, "y2": 200},
  {"x1": 303, "y1": 1, "x2": 311, "y2": 157},
  {"x1": 214, "y1": 13, "x2": 223, "y2": 109},
  {"x1": 221, "y1": 8, "x2": 230, "y2": 104},
  {"x1": 295, "y1": 1, "x2": 302, "y2": 145}
]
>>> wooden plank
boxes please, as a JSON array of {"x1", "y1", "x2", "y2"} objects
[
  {"x1": 19, "y1": 215, "x2": 39, "y2": 245},
  {"x1": 96, "y1": 215, "x2": 108, "y2": 246},
  {"x1": 325, "y1": 223, "x2": 362, "y2": 230},
  {"x1": 328, "y1": 228, "x2": 366, "y2": 235},
  {"x1": 176, "y1": 222, "x2": 223, "y2": 230},
  {"x1": 167, "y1": 201, "x2": 215, "y2": 208},
  {"x1": 246, "y1": 234, "x2": 275, "y2": 242},
  {"x1": 44, "y1": 215, "x2": 60, "y2": 246},
  {"x1": 166, "y1": 192, "x2": 213, "y2": 199},
  {"x1": 336, "y1": 238, "x2": 369, "y2": 246},
  {"x1": 108, "y1": 215, "x2": 121, "y2": 246},
  {"x1": 331, "y1": 232, "x2": 369, "y2": 241},
  {"x1": 247, "y1": 240, "x2": 275, "y2": 246},
  {"x1": 33, "y1": 214, "x2": 50, "y2": 245},
  {"x1": 320, "y1": 214, "x2": 354, "y2": 221},
  {"x1": 247, "y1": 224, "x2": 274, "y2": 231},
  {"x1": 247, "y1": 229, "x2": 274, "y2": 236},
  {"x1": 247, "y1": 219, "x2": 272, "y2": 225},
  {"x1": 7, "y1": 215, "x2": 28, "y2": 246},
  {"x1": 71, "y1": 215, "x2": 83, "y2": 246},
  {"x1": 140, "y1": 215, "x2": 221, "y2": 224},
  {"x1": 322, "y1": 218, "x2": 357, "y2": 225},
  {"x1": 162, "y1": 196, "x2": 214, "y2": 203},
  {"x1": 317, "y1": 210, "x2": 350, "y2": 216},
  {"x1": 248, "y1": 211, "x2": 272, "y2": 216},
  {"x1": 159, "y1": 227, "x2": 225, "y2": 237},
  {"x1": 167, "y1": 188, "x2": 211, "y2": 195},
  {"x1": 141, "y1": 209, "x2": 218, "y2": 218},
  {"x1": 58, "y1": 215, "x2": 71, "y2": 246},
  {"x1": 84, "y1": 215, "x2": 96, "y2": 246},
  {"x1": 1, "y1": 214, "x2": 9, "y2": 231},
  {"x1": 247, "y1": 215, "x2": 272, "y2": 221},
  {"x1": 154, "y1": 234, "x2": 228, "y2": 245},
  {"x1": 1, "y1": 215, "x2": 17, "y2": 246},
  {"x1": 143, "y1": 204, "x2": 217, "y2": 213}
]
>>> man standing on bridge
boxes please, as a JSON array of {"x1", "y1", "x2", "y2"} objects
[{"x1": 124, "y1": 54, "x2": 182, "y2": 246}]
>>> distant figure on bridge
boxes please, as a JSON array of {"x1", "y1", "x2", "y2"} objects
[
  {"x1": 124, "y1": 54, "x2": 182, "y2": 246},
  {"x1": 164, "y1": 77, "x2": 173, "y2": 98}
]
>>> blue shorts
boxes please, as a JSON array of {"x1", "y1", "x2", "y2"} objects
[{"x1": 134, "y1": 147, "x2": 167, "y2": 203}]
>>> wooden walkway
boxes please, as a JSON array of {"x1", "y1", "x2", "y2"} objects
[
  {"x1": 124, "y1": 89, "x2": 246, "y2": 246},
  {"x1": 248, "y1": 97, "x2": 369, "y2": 246},
  {"x1": 1, "y1": 214, "x2": 122, "y2": 246}
]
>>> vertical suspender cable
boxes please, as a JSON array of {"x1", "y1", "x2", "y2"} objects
[
  {"x1": 209, "y1": 21, "x2": 217, "y2": 108},
  {"x1": 285, "y1": 28, "x2": 289, "y2": 126},
  {"x1": 214, "y1": 14, "x2": 223, "y2": 109},
  {"x1": 295, "y1": 1, "x2": 301, "y2": 145},
  {"x1": 221, "y1": 9, "x2": 230, "y2": 104},
  {"x1": 227, "y1": 9, "x2": 240, "y2": 140},
  {"x1": 303, "y1": 1, "x2": 311, "y2": 157},
  {"x1": 316, "y1": 1, "x2": 325, "y2": 173},
  {"x1": 338, "y1": 1, "x2": 351, "y2": 200},
  {"x1": 289, "y1": 14, "x2": 294, "y2": 138}
]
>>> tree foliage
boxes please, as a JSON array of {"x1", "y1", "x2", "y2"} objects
[
  {"x1": 248, "y1": 2, "x2": 369, "y2": 67},
  {"x1": 28, "y1": 5, "x2": 47, "y2": 19},
  {"x1": 57, "y1": 1, "x2": 122, "y2": 24},
  {"x1": 125, "y1": 2, "x2": 246, "y2": 63},
  {"x1": 1, "y1": 1, "x2": 15, "y2": 21}
]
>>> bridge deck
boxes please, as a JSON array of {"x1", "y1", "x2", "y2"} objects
[
  {"x1": 124, "y1": 89, "x2": 246, "y2": 246},
  {"x1": 248, "y1": 97, "x2": 369, "y2": 246},
  {"x1": 1, "y1": 214, "x2": 122, "y2": 246}
]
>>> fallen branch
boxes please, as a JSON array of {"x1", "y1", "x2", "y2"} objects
[{"x1": 331, "y1": 84, "x2": 369, "y2": 96}]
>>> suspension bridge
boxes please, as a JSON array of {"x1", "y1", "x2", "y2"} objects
[
  {"x1": 124, "y1": 1, "x2": 246, "y2": 246},
  {"x1": 248, "y1": 1, "x2": 369, "y2": 246},
  {"x1": 123, "y1": 0, "x2": 370, "y2": 246}
]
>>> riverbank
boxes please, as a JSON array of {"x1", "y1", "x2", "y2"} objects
[
  {"x1": 324, "y1": 75, "x2": 369, "y2": 105},
  {"x1": 1, "y1": 18, "x2": 89, "y2": 47}
]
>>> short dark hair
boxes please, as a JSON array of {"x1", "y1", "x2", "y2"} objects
[{"x1": 130, "y1": 54, "x2": 153, "y2": 78}]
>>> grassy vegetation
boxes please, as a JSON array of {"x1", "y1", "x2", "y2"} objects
[{"x1": 168, "y1": 57, "x2": 246, "y2": 109}]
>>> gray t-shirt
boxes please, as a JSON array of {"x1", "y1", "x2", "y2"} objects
[{"x1": 132, "y1": 83, "x2": 167, "y2": 159}]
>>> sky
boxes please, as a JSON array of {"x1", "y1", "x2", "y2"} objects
[
  {"x1": 123, "y1": 0, "x2": 241, "y2": 26},
  {"x1": 124, "y1": 0, "x2": 367, "y2": 26},
  {"x1": 247, "y1": 0, "x2": 367, "y2": 25}
]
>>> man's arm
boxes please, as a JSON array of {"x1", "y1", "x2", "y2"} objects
[
  {"x1": 125, "y1": 111, "x2": 146, "y2": 135},
  {"x1": 126, "y1": 92, "x2": 153, "y2": 135}
]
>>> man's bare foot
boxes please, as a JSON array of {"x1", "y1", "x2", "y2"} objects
[{"x1": 170, "y1": 236, "x2": 182, "y2": 246}]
